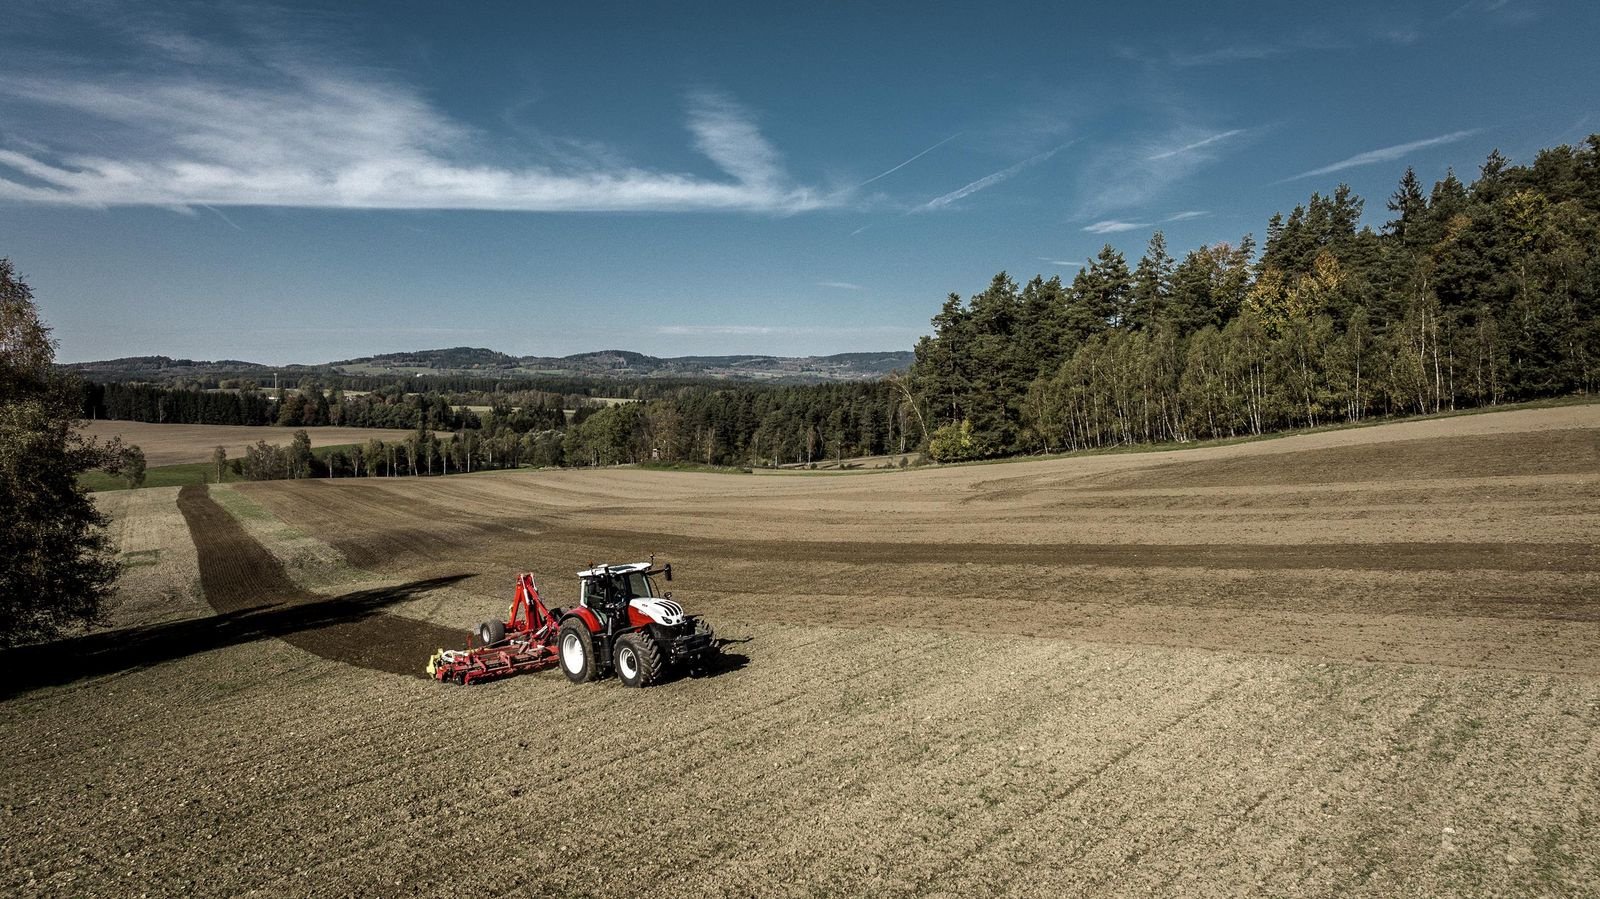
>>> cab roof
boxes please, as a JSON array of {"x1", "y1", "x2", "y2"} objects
[{"x1": 576, "y1": 561, "x2": 652, "y2": 579}]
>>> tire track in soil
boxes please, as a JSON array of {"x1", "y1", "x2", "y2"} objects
[{"x1": 176, "y1": 485, "x2": 465, "y2": 678}]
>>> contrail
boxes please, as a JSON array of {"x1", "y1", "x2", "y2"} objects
[
  {"x1": 916, "y1": 142, "x2": 1069, "y2": 212},
  {"x1": 1281, "y1": 129, "x2": 1479, "y2": 182},
  {"x1": 1147, "y1": 128, "x2": 1245, "y2": 161},
  {"x1": 854, "y1": 132, "x2": 963, "y2": 189}
]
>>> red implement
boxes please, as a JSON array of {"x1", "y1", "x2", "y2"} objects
[{"x1": 426, "y1": 573, "x2": 562, "y2": 685}]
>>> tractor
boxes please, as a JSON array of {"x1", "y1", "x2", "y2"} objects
[{"x1": 426, "y1": 559, "x2": 718, "y2": 688}]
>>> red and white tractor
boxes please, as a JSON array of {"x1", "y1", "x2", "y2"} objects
[{"x1": 426, "y1": 559, "x2": 718, "y2": 688}]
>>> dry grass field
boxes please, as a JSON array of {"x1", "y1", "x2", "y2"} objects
[
  {"x1": 4, "y1": 404, "x2": 1598, "y2": 897},
  {"x1": 81, "y1": 421, "x2": 425, "y2": 466}
]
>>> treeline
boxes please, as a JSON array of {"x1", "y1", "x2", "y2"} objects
[
  {"x1": 229, "y1": 428, "x2": 565, "y2": 480},
  {"x1": 561, "y1": 382, "x2": 907, "y2": 467},
  {"x1": 81, "y1": 382, "x2": 568, "y2": 432},
  {"x1": 230, "y1": 379, "x2": 905, "y2": 483},
  {"x1": 83, "y1": 382, "x2": 275, "y2": 425},
  {"x1": 913, "y1": 137, "x2": 1600, "y2": 459}
]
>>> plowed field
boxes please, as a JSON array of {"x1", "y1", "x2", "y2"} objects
[
  {"x1": 3, "y1": 404, "x2": 1598, "y2": 897},
  {"x1": 82, "y1": 421, "x2": 423, "y2": 466}
]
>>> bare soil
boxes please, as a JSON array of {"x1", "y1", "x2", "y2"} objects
[
  {"x1": 2, "y1": 404, "x2": 1597, "y2": 897},
  {"x1": 81, "y1": 421, "x2": 423, "y2": 466}
]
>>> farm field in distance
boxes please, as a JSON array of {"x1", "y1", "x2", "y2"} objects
[
  {"x1": 81, "y1": 420, "x2": 426, "y2": 466},
  {"x1": 4, "y1": 404, "x2": 1598, "y2": 896}
]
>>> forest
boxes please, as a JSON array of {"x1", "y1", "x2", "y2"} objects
[
  {"x1": 86, "y1": 136, "x2": 1600, "y2": 477},
  {"x1": 909, "y1": 138, "x2": 1600, "y2": 459},
  {"x1": 565, "y1": 136, "x2": 1600, "y2": 467}
]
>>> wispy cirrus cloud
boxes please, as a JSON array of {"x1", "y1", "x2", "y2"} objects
[
  {"x1": 1446, "y1": 0, "x2": 1540, "y2": 25},
  {"x1": 1076, "y1": 124, "x2": 1252, "y2": 218},
  {"x1": 1283, "y1": 129, "x2": 1479, "y2": 181},
  {"x1": 1118, "y1": 34, "x2": 1345, "y2": 68},
  {"x1": 1083, "y1": 220, "x2": 1151, "y2": 234},
  {"x1": 1164, "y1": 210, "x2": 1209, "y2": 221},
  {"x1": 0, "y1": 29, "x2": 833, "y2": 213},
  {"x1": 914, "y1": 143, "x2": 1068, "y2": 212},
  {"x1": 817, "y1": 281, "x2": 864, "y2": 290}
]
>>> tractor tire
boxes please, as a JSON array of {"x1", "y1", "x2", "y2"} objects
[
  {"x1": 614, "y1": 633, "x2": 662, "y2": 688},
  {"x1": 478, "y1": 619, "x2": 506, "y2": 646},
  {"x1": 558, "y1": 619, "x2": 597, "y2": 684}
]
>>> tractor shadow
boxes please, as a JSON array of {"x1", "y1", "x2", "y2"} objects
[
  {"x1": 0, "y1": 574, "x2": 472, "y2": 699},
  {"x1": 666, "y1": 636, "x2": 752, "y2": 685}
]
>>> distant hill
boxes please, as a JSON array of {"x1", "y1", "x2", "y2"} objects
[{"x1": 64, "y1": 346, "x2": 916, "y2": 384}]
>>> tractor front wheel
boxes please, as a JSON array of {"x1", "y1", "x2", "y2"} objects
[
  {"x1": 558, "y1": 619, "x2": 597, "y2": 684},
  {"x1": 614, "y1": 633, "x2": 662, "y2": 688}
]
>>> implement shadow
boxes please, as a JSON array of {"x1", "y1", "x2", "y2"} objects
[{"x1": 0, "y1": 574, "x2": 472, "y2": 699}]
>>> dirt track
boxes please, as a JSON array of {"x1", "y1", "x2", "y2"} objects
[{"x1": 3, "y1": 404, "x2": 1599, "y2": 897}]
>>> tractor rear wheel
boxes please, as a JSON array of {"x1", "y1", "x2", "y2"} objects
[
  {"x1": 558, "y1": 619, "x2": 597, "y2": 684},
  {"x1": 478, "y1": 619, "x2": 506, "y2": 646},
  {"x1": 614, "y1": 633, "x2": 662, "y2": 688}
]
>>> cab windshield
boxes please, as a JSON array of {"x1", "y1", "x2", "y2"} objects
[{"x1": 620, "y1": 573, "x2": 656, "y2": 599}]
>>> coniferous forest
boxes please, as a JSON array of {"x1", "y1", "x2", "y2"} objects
[{"x1": 908, "y1": 139, "x2": 1600, "y2": 460}]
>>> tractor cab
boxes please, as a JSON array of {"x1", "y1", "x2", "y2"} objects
[{"x1": 578, "y1": 561, "x2": 659, "y2": 606}]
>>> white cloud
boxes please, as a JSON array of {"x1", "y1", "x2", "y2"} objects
[
  {"x1": 1037, "y1": 257, "x2": 1085, "y2": 267},
  {"x1": 915, "y1": 144, "x2": 1067, "y2": 212},
  {"x1": 0, "y1": 58, "x2": 832, "y2": 213},
  {"x1": 1083, "y1": 220, "x2": 1150, "y2": 234},
  {"x1": 1284, "y1": 129, "x2": 1479, "y2": 181},
  {"x1": 1164, "y1": 210, "x2": 1209, "y2": 221},
  {"x1": 817, "y1": 281, "x2": 864, "y2": 290}
]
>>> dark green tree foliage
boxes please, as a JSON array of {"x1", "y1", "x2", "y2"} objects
[
  {"x1": 911, "y1": 136, "x2": 1600, "y2": 458},
  {"x1": 83, "y1": 381, "x2": 273, "y2": 425},
  {"x1": 1129, "y1": 232, "x2": 1175, "y2": 330},
  {"x1": 1, "y1": 260, "x2": 132, "y2": 646}
]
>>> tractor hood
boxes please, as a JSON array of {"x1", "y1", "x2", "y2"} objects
[{"x1": 630, "y1": 597, "x2": 687, "y2": 626}]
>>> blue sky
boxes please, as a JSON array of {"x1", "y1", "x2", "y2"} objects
[{"x1": 2, "y1": 0, "x2": 1596, "y2": 363}]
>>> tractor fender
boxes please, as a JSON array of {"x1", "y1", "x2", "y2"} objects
[{"x1": 562, "y1": 607, "x2": 603, "y2": 633}]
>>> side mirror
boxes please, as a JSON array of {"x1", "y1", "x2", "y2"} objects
[{"x1": 664, "y1": 563, "x2": 673, "y2": 582}]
